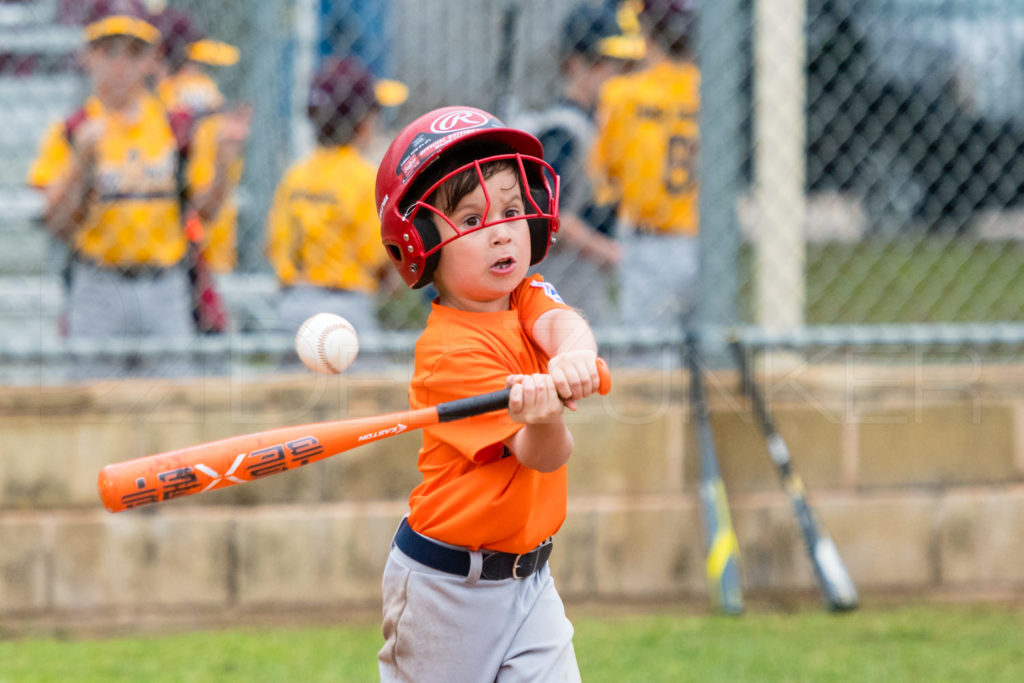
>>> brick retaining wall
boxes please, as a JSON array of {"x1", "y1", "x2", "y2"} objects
[{"x1": 2, "y1": 364, "x2": 1023, "y2": 626}]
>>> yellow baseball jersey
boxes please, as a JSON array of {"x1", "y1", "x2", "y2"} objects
[
  {"x1": 591, "y1": 61, "x2": 701, "y2": 235},
  {"x1": 266, "y1": 145, "x2": 388, "y2": 293},
  {"x1": 161, "y1": 70, "x2": 243, "y2": 273},
  {"x1": 27, "y1": 94, "x2": 185, "y2": 266}
]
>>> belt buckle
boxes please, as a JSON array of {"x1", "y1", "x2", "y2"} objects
[
  {"x1": 511, "y1": 552, "x2": 527, "y2": 580},
  {"x1": 511, "y1": 548, "x2": 542, "y2": 579}
]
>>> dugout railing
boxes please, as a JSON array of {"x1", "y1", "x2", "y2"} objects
[{"x1": 1, "y1": 323, "x2": 1023, "y2": 387}]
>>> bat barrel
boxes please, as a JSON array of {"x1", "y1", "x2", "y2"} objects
[{"x1": 95, "y1": 415, "x2": 435, "y2": 513}]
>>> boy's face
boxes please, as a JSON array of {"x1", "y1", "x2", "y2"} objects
[
  {"x1": 431, "y1": 166, "x2": 533, "y2": 312},
  {"x1": 84, "y1": 35, "x2": 155, "y2": 106}
]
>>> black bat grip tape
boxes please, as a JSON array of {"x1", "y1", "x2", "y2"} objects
[{"x1": 436, "y1": 389, "x2": 512, "y2": 423}]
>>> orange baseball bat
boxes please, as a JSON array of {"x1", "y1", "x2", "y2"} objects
[{"x1": 98, "y1": 359, "x2": 611, "y2": 512}]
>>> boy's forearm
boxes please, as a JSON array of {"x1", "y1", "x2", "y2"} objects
[
  {"x1": 532, "y1": 308, "x2": 598, "y2": 359},
  {"x1": 508, "y1": 421, "x2": 574, "y2": 473}
]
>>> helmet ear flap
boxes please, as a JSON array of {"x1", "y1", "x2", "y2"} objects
[{"x1": 411, "y1": 213, "x2": 442, "y2": 289}]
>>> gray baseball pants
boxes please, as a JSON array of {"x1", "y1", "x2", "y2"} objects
[{"x1": 378, "y1": 541, "x2": 581, "y2": 682}]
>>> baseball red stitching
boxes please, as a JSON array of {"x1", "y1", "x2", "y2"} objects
[{"x1": 315, "y1": 320, "x2": 356, "y2": 373}]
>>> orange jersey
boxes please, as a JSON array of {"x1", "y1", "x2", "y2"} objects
[
  {"x1": 266, "y1": 145, "x2": 387, "y2": 293},
  {"x1": 27, "y1": 94, "x2": 185, "y2": 266},
  {"x1": 591, "y1": 61, "x2": 701, "y2": 235},
  {"x1": 408, "y1": 275, "x2": 572, "y2": 554}
]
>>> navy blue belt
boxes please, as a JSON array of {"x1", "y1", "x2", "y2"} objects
[{"x1": 394, "y1": 518, "x2": 552, "y2": 581}]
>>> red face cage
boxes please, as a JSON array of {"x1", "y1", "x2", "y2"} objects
[{"x1": 402, "y1": 152, "x2": 560, "y2": 258}]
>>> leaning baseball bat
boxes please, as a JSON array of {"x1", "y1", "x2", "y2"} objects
[
  {"x1": 729, "y1": 338, "x2": 858, "y2": 611},
  {"x1": 686, "y1": 333, "x2": 744, "y2": 615},
  {"x1": 98, "y1": 359, "x2": 611, "y2": 513}
]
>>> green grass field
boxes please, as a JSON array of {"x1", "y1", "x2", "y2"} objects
[
  {"x1": 739, "y1": 237, "x2": 1024, "y2": 324},
  {"x1": 377, "y1": 236, "x2": 1024, "y2": 330},
  {"x1": 2, "y1": 603, "x2": 1022, "y2": 682}
]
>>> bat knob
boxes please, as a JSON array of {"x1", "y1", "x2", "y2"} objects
[{"x1": 596, "y1": 358, "x2": 611, "y2": 395}]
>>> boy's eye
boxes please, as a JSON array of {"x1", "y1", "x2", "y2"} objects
[
  {"x1": 504, "y1": 207, "x2": 522, "y2": 219},
  {"x1": 463, "y1": 215, "x2": 482, "y2": 228}
]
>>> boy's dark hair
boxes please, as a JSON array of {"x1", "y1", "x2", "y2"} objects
[
  {"x1": 427, "y1": 154, "x2": 522, "y2": 218},
  {"x1": 405, "y1": 140, "x2": 521, "y2": 216}
]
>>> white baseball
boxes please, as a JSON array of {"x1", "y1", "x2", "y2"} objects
[{"x1": 295, "y1": 313, "x2": 359, "y2": 374}]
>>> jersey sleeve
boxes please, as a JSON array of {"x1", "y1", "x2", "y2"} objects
[
  {"x1": 419, "y1": 349, "x2": 522, "y2": 463},
  {"x1": 27, "y1": 121, "x2": 72, "y2": 189},
  {"x1": 515, "y1": 274, "x2": 573, "y2": 335}
]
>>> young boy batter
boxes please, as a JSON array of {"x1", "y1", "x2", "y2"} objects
[{"x1": 374, "y1": 106, "x2": 603, "y2": 682}]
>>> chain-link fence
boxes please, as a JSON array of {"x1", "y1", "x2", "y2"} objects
[{"x1": 1, "y1": 0, "x2": 1022, "y2": 383}]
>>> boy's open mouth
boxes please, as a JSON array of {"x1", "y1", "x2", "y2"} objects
[{"x1": 491, "y1": 256, "x2": 516, "y2": 273}]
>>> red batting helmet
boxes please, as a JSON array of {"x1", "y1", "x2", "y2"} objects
[{"x1": 376, "y1": 106, "x2": 560, "y2": 289}]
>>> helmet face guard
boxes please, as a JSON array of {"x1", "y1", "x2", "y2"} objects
[
  {"x1": 402, "y1": 152, "x2": 558, "y2": 260},
  {"x1": 377, "y1": 106, "x2": 561, "y2": 289}
]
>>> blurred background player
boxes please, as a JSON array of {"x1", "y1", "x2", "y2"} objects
[
  {"x1": 591, "y1": 0, "x2": 701, "y2": 327},
  {"x1": 152, "y1": 5, "x2": 249, "y2": 278},
  {"x1": 517, "y1": 1, "x2": 644, "y2": 328},
  {"x1": 25, "y1": 0, "x2": 235, "y2": 377},
  {"x1": 266, "y1": 56, "x2": 407, "y2": 335}
]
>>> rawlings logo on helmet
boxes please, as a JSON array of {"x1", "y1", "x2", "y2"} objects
[
  {"x1": 394, "y1": 112, "x2": 504, "y2": 183},
  {"x1": 429, "y1": 109, "x2": 490, "y2": 133}
]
